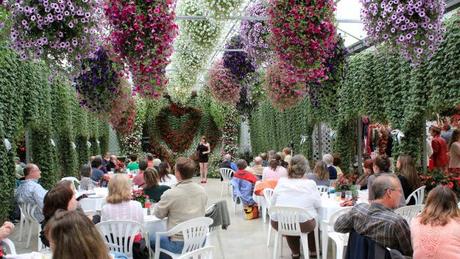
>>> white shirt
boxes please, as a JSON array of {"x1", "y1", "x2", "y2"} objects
[
  {"x1": 101, "y1": 200, "x2": 144, "y2": 224},
  {"x1": 271, "y1": 177, "x2": 321, "y2": 220},
  {"x1": 159, "y1": 174, "x2": 178, "y2": 188}
]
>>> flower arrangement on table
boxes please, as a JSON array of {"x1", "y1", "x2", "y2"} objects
[
  {"x1": 74, "y1": 47, "x2": 121, "y2": 114},
  {"x1": 132, "y1": 189, "x2": 149, "y2": 207},
  {"x1": 104, "y1": 0, "x2": 177, "y2": 99},
  {"x1": 420, "y1": 170, "x2": 460, "y2": 196},
  {"x1": 265, "y1": 61, "x2": 306, "y2": 110},
  {"x1": 203, "y1": 0, "x2": 243, "y2": 18},
  {"x1": 180, "y1": 0, "x2": 221, "y2": 48},
  {"x1": 239, "y1": 0, "x2": 271, "y2": 67},
  {"x1": 223, "y1": 35, "x2": 256, "y2": 80},
  {"x1": 268, "y1": 0, "x2": 336, "y2": 83},
  {"x1": 360, "y1": 0, "x2": 445, "y2": 65},
  {"x1": 9, "y1": 0, "x2": 102, "y2": 68},
  {"x1": 207, "y1": 59, "x2": 241, "y2": 105}
]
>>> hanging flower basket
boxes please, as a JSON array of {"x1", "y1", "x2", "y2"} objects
[
  {"x1": 268, "y1": 0, "x2": 336, "y2": 83},
  {"x1": 74, "y1": 47, "x2": 121, "y2": 114},
  {"x1": 9, "y1": 0, "x2": 102, "y2": 68},
  {"x1": 180, "y1": 0, "x2": 221, "y2": 48},
  {"x1": 223, "y1": 35, "x2": 255, "y2": 80},
  {"x1": 173, "y1": 36, "x2": 206, "y2": 76},
  {"x1": 104, "y1": 0, "x2": 178, "y2": 99},
  {"x1": 208, "y1": 59, "x2": 241, "y2": 105},
  {"x1": 265, "y1": 61, "x2": 306, "y2": 110},
  {"x1": 239, "y1": 0, "x2": 271, "y2": 67},
  {"x1": 109, "y1": 78, "x2": 136, "y2": 135},
  {"x1": 360, "y1": 0, "x2": 445, "y2": 65},
  {"x1": 203, "y1": 0, "x2": 243, "y2": 19}
]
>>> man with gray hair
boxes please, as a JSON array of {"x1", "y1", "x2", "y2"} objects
[
  {"x1": 334, "y1": 174, "x2": 412, "y2": 256},
  {"x1": 250, "y1": 156, "x2": 264, "y2": 179},
  {"x1": 219, "y1": 153, "x2": 237, "y2": 172}
]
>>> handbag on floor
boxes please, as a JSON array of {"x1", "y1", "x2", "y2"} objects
[{"x1": 244, "y1": 205, "x2": 259, "y2": 220}]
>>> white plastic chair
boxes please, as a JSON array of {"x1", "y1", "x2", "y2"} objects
[
  {"x1": 219, "y1": 168, "x2": 235, "y2": 197},
  {"x1": 205, "y1": 205, "x2": 225, "y2": 259},
  {"x1": 269, "y1": 206, "x2": 319, "y2": 259},
  {"x1": 154, "y1": 217, "x2": 213, "y2": 259},
  {"x1": 263, "y1": 188, "x2": 275, "y2": 247},
  {"x1": 406, "y1": 186, "x2": 426, "y2": 205},
  {"x1": 2, "y1": 238, "x2": 16, "y2": 255},
  {"x1": 261, "y1": 188, "x2": 274, "y2": 224},
  {"x1": 395, "y1": 205, "x2": 424, "y2": 224},
  {"x1": 96, "y1": 220, "x2": 145, "y2": 259},
  {"x1": 18, "y1": 203, "x2": 43, "y2": 250},
  {"x1": 321, "y1": 207, "x2": 353, "y2": 259},
  {"x1": 177, "y1": 246, "x2": 214, "y2": 259},
  {"x1": 230, "y1": 181, "x2": 244, "y2": 215},
  {"x1": 61, "y1": 176, "x2": 80, "y2": 190},
  {"x1": 317, "y1": 185, "x2": 329, "y2": 193}
]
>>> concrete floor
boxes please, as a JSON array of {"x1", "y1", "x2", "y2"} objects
[{"x1": 9, "y1": 178, "x2": 336, "y2": 259}]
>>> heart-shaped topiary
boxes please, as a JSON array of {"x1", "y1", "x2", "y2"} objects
[{"x1": 156, "y1": 104, "x2": 202, "y2": 152}]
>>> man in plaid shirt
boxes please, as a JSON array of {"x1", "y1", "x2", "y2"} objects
[{"x1": 334, "y1": 174, "x2": 413, "y2": 256}]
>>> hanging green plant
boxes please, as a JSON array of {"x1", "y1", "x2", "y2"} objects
[{"x1": 203, "y1": 0, "x2": 244, "y2": 18}]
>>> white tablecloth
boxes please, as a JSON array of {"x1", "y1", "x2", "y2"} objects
[
  {"x1": 78, "y1": 187, "x2": 108, "y2": 212},
  {"x1": 319, "y1": 190, "x2": 369, "y2": 224},
  {"x1": 143, "y1": 209, "x2": 167, "y2": 235}
]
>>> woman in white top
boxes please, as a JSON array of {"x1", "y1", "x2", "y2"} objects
[
  {"x1": 101, "y1": 174, "x2": 143, "y2": 224},
  {"x1": 158, "y1": 162, "x2": 177, "y2": 187},
  {"x1": 271, "y1": 154, "x2": 320, "y2": 259}
]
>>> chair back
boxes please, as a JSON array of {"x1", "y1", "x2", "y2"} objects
[
  {"x1": 395, "y1": 205, "x2": 424, "y2": 224},
  {"x1": 96, "y1": 220, "x2": 143, "y2": 258},
  {"x1": 2, "y1": 238, "x2": 16, "y2": 255},
  {"x1": 206, "y1": 204, "x2": 218, "y2": 232},
  {"x1": 177, "y1": 246, "x2": 214, "y2": 259},
  {"x1": 317, "y1": 185, "x2": 329, "y2": 193},
  {"x1": 269, "y1": 206, "x2": 313, "y2": 236},
  {"x1": 61, "y1": 176, "x2": 80, "y2": 190},
  {"x1": 405, "y1": 186, "x2": 426, "y2": 205},
  {"x1": 178, "y1": 217, "x2": 213, "y2": 254},
  {"x1": 18, "y1": 203, "x2": 40, "y2": 223},
  {"x1": 329, "y1": 207, "x2": 353, "y2": 225},
  {"x1": 263, "y1": 188, "x2": 274, "y2": 209},
  {"x1": 219, "y1": 168, "x2": 234, "y2": 181}
]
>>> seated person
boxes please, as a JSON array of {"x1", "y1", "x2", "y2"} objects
[
  {"x1": 367, "y1": 154, "x2": 392, "y2": 200},
  {"x1": 15, "y1": 163, "x2": 48, "y2": 222},
  {"x1": 79, "y1": 165, "x2": 96, "y2": 191},
  {"x1": 101, "y1": 174, "x2": 143, "y2": 223},
  {"x1": 158, "y1": 162, "x2": 177, "y2": 187},
  {"x1": 143, "y1": 168, "x2": 170, "y2": 203},
  {"x1": 90, "y1": 157, "x2": 105, "y2": 183},
  {"x1": 262, "y1": 154, "x2": 288, "y2": 181},
  {"x1": 322, "y1": 154, "x2": 337, "y2": 180},
  {"x1": 40, "y1": 180, "x2": 78, "y2": 247},
  {"x1": 306, "y1": 161, "x2": 330, "y2": 186},
  {"x1": 220, "y1": 154, "x2": 238, "y2": 172},
  {"x1": 334, "y1": 174, "x2": 413, "y2": 256},
  {"x1": 0, "y1": 221, "x2": 14, "y2": 258},
  {"x1": 151, "y1": 157, "x2": 207, "y2": 258},
  {"x1": 127, "y1": 154, "x2": 140, "y2": 171},
  {"x1": 231, "y1": 160, "x2": 258, "y2": 206},
  {"x1": 250, "y1": 156, "x2": 265, "y2": 179},
  {"x1": 271, "y1": 155, "x2": 320, "y2": 258},
  {"x1": 355, "y1": 159, "x2": 373, "y2": 190},
  {"x1": 44, "y1": 210, "x2": 124, "y2": 259},
  {"x1": 133, "y1": 160, "x2": 148, "y2": 187}
]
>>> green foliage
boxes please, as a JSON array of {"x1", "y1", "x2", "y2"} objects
[
  {"x1": 71, "y1": 94, "x2": 90, "y2": 167},
  {"x1": 0, "y1": 114, "x2": 15, "y2": 221},
  {"x1": 99, "y1": 121, "x2": 110, "y2": 155},
  {"x1": 50, "y1": 77, "x2": 78, "y2": 177},
  {"x1": 87, "y1": 113, "x2": 100, "y2": 156}
]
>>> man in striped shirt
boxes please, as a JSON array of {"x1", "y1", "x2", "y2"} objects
[{"x1": 334, "y1": 174, "x2": 413, "y2": 256}]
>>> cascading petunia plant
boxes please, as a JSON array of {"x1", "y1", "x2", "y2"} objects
[
  {"x1": 360, "y1": 0, "x2": 445, "y2": 65},
  {"x1": 74, "y1": 46, "x2": 121, "y2": 114},
  {"x1": 207, "y1": 59, "x2": 241, "y2": 105},
  {"x1": 239, "y1": 0, "x2": 271, "y2": 67},
  {"x1": 104, "y1": 0, "x2": 178, "y2": 99},
  {"x1": 268, "y1": 0, "x2": 336, "y2": 83},
  {"x1": 222, "y1": 35, "x2": 255, "y2": 80},
  {"x1": 265, "y1": 61, "x2": 306, "y2": 111},
  {"x1": 8, "y1": 0, "x2": 102, "y2": 69}
]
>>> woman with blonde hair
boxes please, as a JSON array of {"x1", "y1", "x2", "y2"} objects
[
  {"x1": 45, "y1": 210, "x2": 112, "y2": 259},
  {"x1": 101, "y1": 174, "x2": 143, "y2": 223},
  {"x1": 306, "y1": 160, "x2": 330, "y2": 186},
  {"x1": 411, "y1": 185, "x2": 460, "y2": 258},
  {"x1": 396, "y1": 154, "x2": 421, "y2": 205}
]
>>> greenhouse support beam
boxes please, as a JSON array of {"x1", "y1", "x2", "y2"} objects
[{"x1": 176, "y1": 15, "x2": 362, "y2": 24}]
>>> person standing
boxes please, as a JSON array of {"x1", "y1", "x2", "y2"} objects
[
  {"x1": 196, "y1": 136, "x2": 211, "y2": 183},
  {"x1": 448, "y1": 129, "x2": 460, "y2": 175},
  {"x1": 429, "y1": 125, "x2": 449, "y2": 171}
]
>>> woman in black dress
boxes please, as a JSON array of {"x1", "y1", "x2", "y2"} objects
[{"x1": 196, "y1": 136, "x2": 211, "y2": 183}]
